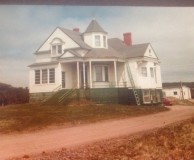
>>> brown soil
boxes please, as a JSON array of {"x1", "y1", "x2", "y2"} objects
[{"x1": 1, "y1": 105, "x2": 194, "y2": 160}]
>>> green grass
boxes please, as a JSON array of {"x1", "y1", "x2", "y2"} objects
[{"x1": 0, "y1": 104, "x2": 169, "y2": 133}]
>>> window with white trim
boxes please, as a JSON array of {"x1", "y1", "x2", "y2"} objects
[
  {"x1": 103, "y1": 35, "x2": 106, "y2": 48},
  {"x1": 95, "y1": 35, "x2": 101, "y2": 47},
  {"x1": 52, "y1": 45, "x2": 62, "y2": 55},
  {"x1": 150, "y1": 67, "x2": 154, "y2": 78},
  {"x1": 42, "y1": 69, "x2": 48, "y2": 84},
  {"x1": 141, "y1": 67, "x2": 147, "y2": 77},
  {"x1": 49, "y1": 68, "x2": 55, "y2": 83},
  {"x1": 154, "y1": 67, "x2": 157, "y2": 83},
  {"x1": 34, "y1": 68, "x2": 55, "y2": 84},
  {"x1": 95, "y1": 66, "x2": 109, "y2": 82},
  {"x1": 35, "y1": 70, "x2": 40, "y2": 84},
  {"x1": 143, "y1": 90, "x2": 150, "y2": 103}
]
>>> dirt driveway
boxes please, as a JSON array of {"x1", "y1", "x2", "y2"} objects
[{"x1": 1, "y1": 105, "x2": 194, "y2": 160}]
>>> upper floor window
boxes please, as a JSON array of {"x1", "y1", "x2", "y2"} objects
[
  {"x1": 52, "y1": 45, "x2": 62, "y2": 55},
  {"x1": 150, "y1": 67, "x2": 154, "y2": 78},
  {"x1": 95, "y1": 35, "x2": 101, "y2": 47},
  {"x1": 103, "y1": 36, "x2": 106, "y2": 48},
  {"x1": 51, "y1": 38, "x2": 64, "y2": 56},
  {"x1": 141, "y1": 67, "x2": 147, "y2": 77}
]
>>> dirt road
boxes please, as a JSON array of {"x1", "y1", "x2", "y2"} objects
[{"x1": 1, "y1": 105, "x2": 194, "y2": 160}]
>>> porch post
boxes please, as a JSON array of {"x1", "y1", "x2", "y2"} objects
[
  {"x1": 77, "y1": 61, "x2": 80, "y2": 89},
  {"x1": 89, "y1": 60, "x2": 92, "y2": 88},
  {"x1": 83, "y1": 62, "x2": 86, "y2": 89},
  {"x1": 114, "y1": 60, "x2": 118, "y2": 87}
]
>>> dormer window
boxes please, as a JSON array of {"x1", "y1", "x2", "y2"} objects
[
  {"x1": 52, "y1": 44, "x2": 62, "y2": 55},
  {"x1": 51, "y1": 38, "x2": 64, "y2": 56},
  {"x1": 95, "y1": 35, "x2": 101, "y2": 47}
]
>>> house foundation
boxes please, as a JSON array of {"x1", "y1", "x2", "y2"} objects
[{"x1": 29, "y1": 88, "x2": 163, "y2": 105}]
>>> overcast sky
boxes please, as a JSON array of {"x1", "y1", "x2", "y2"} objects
[{"x1": 0, "y1": 6, "x2": 194, "y2": 87}]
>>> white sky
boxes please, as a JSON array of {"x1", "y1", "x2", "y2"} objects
[{"x1": 0, "y1": 6, "x2": 194, "y2": 87}]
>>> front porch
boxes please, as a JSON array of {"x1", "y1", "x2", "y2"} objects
[{"x1": 60, "y1": 60, "x2": 127, "y2": 89}]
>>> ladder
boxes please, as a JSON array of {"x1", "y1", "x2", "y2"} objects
[{"x1": 125, "y1": 63, "x2": 141, "y2": 106}]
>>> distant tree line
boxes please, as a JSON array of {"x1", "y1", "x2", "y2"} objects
[{"x1": 0, "y1": 83, "x2": 29, "y2": 106}]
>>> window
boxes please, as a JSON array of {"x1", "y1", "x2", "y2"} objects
[
  {"x1": 42, "y1": 69, "x2": 48, "y2": 84},
  {"x1": 141, "y1": 67, "x2": 147, "y2": 77},
  {"x1": 34, "y1": 68, "x2": 55, "y2": 84},
  {"x1": 174, "y1": 91, "x2": 178, "y2": 95},
  {"x1": 95, "y1": 35, "x2": 100, "y2": 47},
  {"x1": 52, "y1": 45, "x2": 62, "y2": 55},
  {"x1": 49, "y1": 68, "x2": 55, "y2": 83},
  {"x1": 143, "y1": 90, "x2": 150, "y2": 103},
  {"x1": 149, "y1": 49, "x2": 152, "y2": 56},
  {"x1": 150, "y1": 90, "x2": 156, "y2": 103},
  {"x1": 35, "y1": 70, "x2": 40, "y2": 84},
  {"x1": 150, "y1": 67, "x2": 154, "y2": 78},
  {"x1": 154, "y1": 67, "x2": 157, "y2": 83},
  {"x1": 95, "y1": 66, "x2": 109, "y2": 82},
  {"x1": 103, "y1": 36, "x2": 106, "y2": 47}
]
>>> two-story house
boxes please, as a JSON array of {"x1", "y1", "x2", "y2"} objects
[{"x1": 29, "y1": 19, "x2": 162, "y2": 105}]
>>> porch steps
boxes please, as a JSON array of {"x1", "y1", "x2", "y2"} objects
[
  {"x1": 126, "y1": 63, "x2": 141, "y2": 106},
  {"x1": 58, "y1": 89, "x2": 77, "y2": 104},
  {"x1": 42, "y1": 89, "x2": 76, "y2": 105}
]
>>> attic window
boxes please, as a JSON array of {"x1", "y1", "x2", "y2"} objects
[
  {"x1": 51, "y1": 38, "x2": 64, "y2": 56},
  {"x1": 149, "y1": 49, "x2": 152, "y2": 56},
  {"x1": 52, "y1": 45, "x2": 62, "y2": 55}
]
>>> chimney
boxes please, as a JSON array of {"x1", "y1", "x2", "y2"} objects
[
  {"x1": 73, "y1": 28, "x2": 80, "y2": 32},
  {"x1": 123, "y1": 32, "x2": 132, "y2": 46}
]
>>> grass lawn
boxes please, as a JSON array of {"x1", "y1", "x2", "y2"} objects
[{"x1": 0, "y1": 103, "x2": 169, "y2": 133}]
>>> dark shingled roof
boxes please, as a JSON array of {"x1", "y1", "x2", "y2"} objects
[
  {"x1": 84, "y1": 19, "x2": 107, "y2": 34},
  {"x1": 34, "y1": 20, "x2": 154, "y2": 60},
  {"x1": 85, "y1": 47, "x2": 120, "y2": 58},
  {"x1": 59, "y1": 27, "x2": 91, "y2": 50},
  {"x1": 28, "y1": 61, "x2": 58, "y2": 67},
  {"x1": 108, "y1": 38, "x2": 150, "y2": 58}
]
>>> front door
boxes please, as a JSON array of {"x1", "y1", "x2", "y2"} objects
[{"x1": 62, "y1": 72, "x2": 66, "y2": 88}]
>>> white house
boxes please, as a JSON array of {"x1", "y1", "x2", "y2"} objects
[
  {"x1": 29, "y1": 19, "x2": 163, "y2": 105},
  {"x1": 163, "y1": 84, "x2": 191, "y2": 100}
]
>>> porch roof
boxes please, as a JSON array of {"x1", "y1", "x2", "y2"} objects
[
  {"x1": 84, "y1": 48, "x2": 120, "y2": 58},
  {"x1": 28, "y1": 61, "x2": 58, "y2": 67}
]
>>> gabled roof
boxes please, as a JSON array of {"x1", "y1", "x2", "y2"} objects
[
  {"x1": 59, "y1": 49, "x2": 81, "y2": 59},
  {"x1": 84, "y1": 19, "x2": 107, "y2": 34},
  {"x1": 108, "y1": 38, "x2": 151, "y2": 59},
  {"x1": 59, "y1": 27, "x2": 91, "y2": 50}
]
